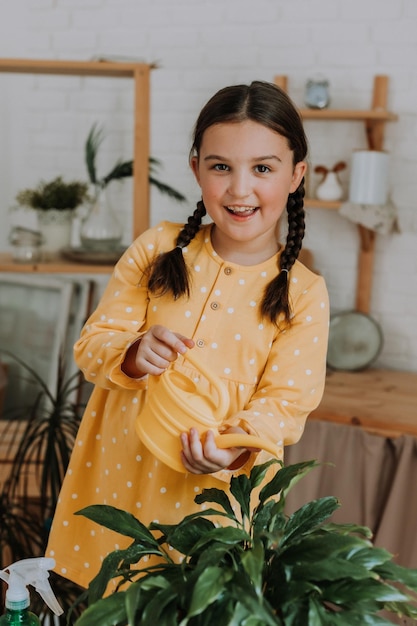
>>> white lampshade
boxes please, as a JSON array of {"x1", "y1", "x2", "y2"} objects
[{"x1": 348, "y1": 150, "x2": 389, "y2": 205}]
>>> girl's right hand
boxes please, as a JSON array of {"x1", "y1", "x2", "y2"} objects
[{"x1": 122, "y1": 324, "x2": 194, "y2": 378}]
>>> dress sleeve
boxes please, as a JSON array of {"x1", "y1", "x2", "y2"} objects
[
  {"x1": 218, "y1": 272, "x2": 329, "y2": 475},
  {"x1": 73, "y1": 225, "x2": 169, "y2": 391}
]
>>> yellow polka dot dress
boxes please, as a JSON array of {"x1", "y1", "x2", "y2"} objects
[{"x1": 46, "y1": 221, "x2": 329, "y2": 588}]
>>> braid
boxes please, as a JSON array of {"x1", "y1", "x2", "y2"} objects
[
  {"x1": 261, "y1": 179, "x2": 306, "y2": 324},
  {"x1": 147, "y1": 201, "x2": 206, "y2": 299}
]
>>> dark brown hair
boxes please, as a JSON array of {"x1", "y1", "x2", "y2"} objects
[{"x1": 148, "y1": 80, "x2": 308, "y2": 324}]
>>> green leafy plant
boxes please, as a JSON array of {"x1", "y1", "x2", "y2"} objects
[
  {"x1": 0, "y1": 350, "x2": 88, "y2": 622},
  {"x1": 85, "y1": 123, "x2": 187, "y2": 202},
  {"x1": 15, "y1": 177, "x2": 89, "y2": 211},
  {"x1": 74, "y1": 459, "x2": 417, "y2": 625}
]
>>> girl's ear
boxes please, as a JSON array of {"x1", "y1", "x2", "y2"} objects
[
  {"x1": 290, "y1": 161, "x2": 307, "y2": 193},
  {"x1": 190, "y1": 156, "x2": 201, "y2": 185}
]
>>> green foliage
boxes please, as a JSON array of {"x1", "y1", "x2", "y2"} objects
[
  {"x1": 16, "y1": 176, "x2": 89, "y2": 211},
  {"x1": 85, "y1": 123, "x2": 187, "y2": 203},
  {"x1": 0, "y1": 350, "x2": 87, "y2": 623},
  {"x1": 74, "y1": 459, "x2": 417, "y2": 625}
]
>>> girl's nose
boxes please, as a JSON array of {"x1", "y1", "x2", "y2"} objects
[{"x1": 228, "y1": 171, "x2": 251, "y2": 199}]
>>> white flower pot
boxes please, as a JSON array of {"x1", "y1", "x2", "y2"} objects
[{"x1": 37, "y1": 209, "x2": 74, "y2": 255}]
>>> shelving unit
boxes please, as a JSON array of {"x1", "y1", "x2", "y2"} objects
[
  {"x1": 0, "y1": 57, "x2": 154, "y2": 274},
  {"x1": 274, "y1": 74, "x2": 398, "y2": 313}
]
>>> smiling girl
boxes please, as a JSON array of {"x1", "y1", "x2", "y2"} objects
[{"x1": 47, "y1": 80, "x2": 329, "y2": 588}]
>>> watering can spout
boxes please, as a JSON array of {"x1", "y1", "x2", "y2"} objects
[{"x1": 136, "y1": 349, "x2": 282, "y2": 473}]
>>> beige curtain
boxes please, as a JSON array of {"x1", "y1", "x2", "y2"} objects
[{"x1": 284, "y1": 419, "x2": 417, "y2": 570}]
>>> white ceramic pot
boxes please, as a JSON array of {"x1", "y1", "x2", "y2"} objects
[{"x1": 37, "y1": 209, "x2": 74, "y2": 255}]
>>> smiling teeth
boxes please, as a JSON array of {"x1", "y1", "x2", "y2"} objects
[{"x1": 227, "y1": 206, "x2": 255, "y2": 213}]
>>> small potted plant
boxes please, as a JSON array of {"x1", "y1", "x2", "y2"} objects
[
  {"x1": 73, "y1": 459, "x2": 417, "y2": 625},
  {"x1": 15, "y1": 177, "x2": 89, "y2": 254},
  {"x1": 80, "y1": 123, "x2": 186, "y2": 251}
]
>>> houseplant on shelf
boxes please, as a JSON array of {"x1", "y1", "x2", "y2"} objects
[
  {"x1": 15, "y1": 177, "x2": 89, "y2": 255},
  {"x1": 73, "y1": 459, "x2": 417, "y2": 626},
  {"x1": 80, "y1": 123, "x2": 186, "y2": 251}
]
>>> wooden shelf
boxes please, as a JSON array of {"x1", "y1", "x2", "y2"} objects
[
  {"x1": 0, "y1": 57, "x2": 156, "y2": 78},
  {"x1": 0, "y1": 253, "x2": 114, "y2": 274},
  {"x1": 275, "y1": 74, "x2": 398, "y2": 314},
  {"x1": 305, "y1": 198, "x2": 341, "y2": 210},
  {"x1": 299, "y1": 108, "x2": 397, "y2": 121},
  {"x1": 0, "y1": 57, "x2": 154, "y2": 253}
]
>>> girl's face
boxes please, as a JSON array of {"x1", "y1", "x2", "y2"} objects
[{"x1": 191, "y1": 119, "x2": 306, "y2": 263}]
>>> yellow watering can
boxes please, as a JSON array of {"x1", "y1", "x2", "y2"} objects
[{"x1": 136, "y1": 349, "x2": 282, "y2": 473}]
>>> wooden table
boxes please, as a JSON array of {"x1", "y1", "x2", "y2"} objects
[{"x1": 310, "y1": 368, "x2": 417, "y2": 438}]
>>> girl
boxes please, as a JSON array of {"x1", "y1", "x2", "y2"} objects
[{"x1": 47, "y1": 80, "x2": 329, "y2": 588}]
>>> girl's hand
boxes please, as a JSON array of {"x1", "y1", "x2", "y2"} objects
[
  {"x1": 122, "y1": 324, "x2": 194, "y2": 378},
  {"x1": 180, "y1": 427, "x2": 252, "y2": 474}
]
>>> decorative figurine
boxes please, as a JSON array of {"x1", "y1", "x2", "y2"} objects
[{"x1": 314, "y1": 161, "x2": 346, "y2": 201}]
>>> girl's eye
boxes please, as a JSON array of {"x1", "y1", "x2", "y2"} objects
[
  {"x1": 255, "y1": 164, "x2": 271, "y2": 174},
  {"x1": 213, "y1": 163, "x2": 229, "y2": 171}
]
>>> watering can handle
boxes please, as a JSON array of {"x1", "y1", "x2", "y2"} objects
[
  {"x1": 214, "y1": 433, "x2": 282, "y2": 459},
  {"x1": 182, "y1": 349, "x2": 230, "y2": 420}
]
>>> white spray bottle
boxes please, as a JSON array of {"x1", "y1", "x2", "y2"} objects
[{"x1": 0, "y1": 558, "x2": 63, "y2": 625}]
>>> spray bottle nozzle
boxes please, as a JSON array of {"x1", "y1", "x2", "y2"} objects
[{"x1": 0, "y1": 558, "x2": 63, "y2": 616}]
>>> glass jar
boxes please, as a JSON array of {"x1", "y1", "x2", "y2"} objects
[
  {"x1": 305, "y1": 77, "x2": 330, "y2": 109},
  {"x1": 80, "y1": 187, "x2": 123, "y2": 251},
  {"x1": 8, "y1": 226, "x2": 43, "y2": 263}
]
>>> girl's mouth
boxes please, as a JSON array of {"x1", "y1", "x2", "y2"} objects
[{"x1": 225, "y1": 206, "x2": 258, "y2": 217}]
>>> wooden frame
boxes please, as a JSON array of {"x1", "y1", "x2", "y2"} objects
[{"x1": 0, "y1": 57, "x2": 154, "y2": 272}]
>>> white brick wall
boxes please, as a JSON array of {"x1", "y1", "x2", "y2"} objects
[{"x1": 1, "y1": 0, "x2": 417, "y2": 371}]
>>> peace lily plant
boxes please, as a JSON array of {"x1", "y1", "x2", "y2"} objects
[{"x1": 73, "y1": 459, "x2": 417, "y2": 626}]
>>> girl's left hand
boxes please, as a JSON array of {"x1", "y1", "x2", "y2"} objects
[{"x1": 180, "y1": 427, "x2": 251, "y2": 474}]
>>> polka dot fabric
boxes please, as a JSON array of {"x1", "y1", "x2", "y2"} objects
[{"x1": 46, "y1": 221, "x2": 329, "y2": 589}]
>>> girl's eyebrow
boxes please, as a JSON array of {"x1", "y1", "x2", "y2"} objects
[{"x1": 203, "y1": 154, "x2": 282, "y2": 162}]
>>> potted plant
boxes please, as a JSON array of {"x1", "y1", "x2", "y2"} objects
[
  {"x1": 73, "y1": 459, "x2": 417, "y2": 625},
  {"x1": 80, "y1": 123, "x2": 186, "y2": 251},
  {"x1": 15, "y1": 177, "x2": 90, "y2": 254},
  {"x1": 0, "y1": 350, "x2": 88, "y2": 622}
]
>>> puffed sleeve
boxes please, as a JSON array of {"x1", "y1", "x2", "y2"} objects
[{"x1": 73, "y1": 223, "x2": 175, "y2": 391}]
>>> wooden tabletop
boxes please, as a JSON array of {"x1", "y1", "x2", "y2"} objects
[{"x1": 310, "y1": 368, "x2": 417, "y2": 438}]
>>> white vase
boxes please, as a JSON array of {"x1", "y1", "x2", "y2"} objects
[{"x1": 37, "y1": 208, "x2": 74, "y2": 255}]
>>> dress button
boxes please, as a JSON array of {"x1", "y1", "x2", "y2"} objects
[
  {"x1": 224, "y1": 267, "x2": 232, "y2": 275},
  {"x1": 196, "y1": 339, "x2": 205, "y2": 347},
  {"x1": 210, "y1": 302, "x2": 220, "y2": 310}
]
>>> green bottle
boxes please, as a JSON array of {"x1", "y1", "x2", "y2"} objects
[
  {"x1": 0, "y1": 558, "x2": 63, "y2": 625},
  {"x1": 0, "y1": 603, "x2": 41, "y2": 625}
]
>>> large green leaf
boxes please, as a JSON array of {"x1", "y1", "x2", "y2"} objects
[
  {"x1": 322, "y1": 578, "x2": 410, "y2": 605},
  {"x1": 152, "y1": 516, "x2": 216, "y2": 555},
  {"x1": 281, "y1": 532, "x2": 373, "y2": 564},
  {"x1": 290, "y1": 556, "x2": 379, "y2": 582},
  {"x1": 76, "y1": 504, "x2": 160, "y2": 546},
  {"x1": 259, "y1": 460, "x2": 319, "y2": 504},
  {"x1": 75, "y1": 592, "x2": 127, "y2": 626},
  {"x1": 230, "y1": 473, "x2": 252, "y2": 520},
  {"x1": 279, "y1": 497, "x2": 339, "y2": 548},
  {"x1": 187, "y1": 566, "x2": 233, "y2": 617},
  {"x1": 241, "y1": 539, "x2": 264, "y2": 596},
  {"x1": 194, "y1": 487, "x2": 236, "y2": 517},
  {"x1": 375, "y1": 560, "x2": 417, "y2": 591},
  {"x1": 191, "y1": 526, "x2": 250, "y2": 554}
]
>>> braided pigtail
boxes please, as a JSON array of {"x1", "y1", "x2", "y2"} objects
[
  {"x1": 147, "y1": 200, "x2": 206, "y2": 299},
  {"x1": 261, "y1": 179, "x2": 306, "y2": 324}
]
